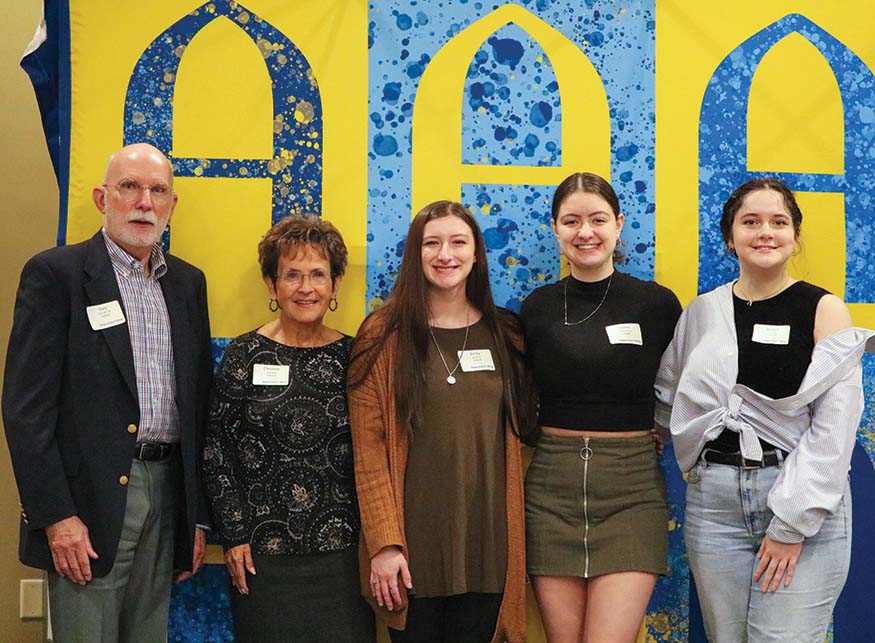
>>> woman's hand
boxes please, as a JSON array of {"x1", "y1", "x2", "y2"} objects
[
  {"x1": 753, "y1": 535, "x2": 802, "y2": 592},
  {"x1": 225, "y1": 543, "x2": 256, "y2": 595},
  {"x1": 650, "y1": 428, "x2": 665, "y2": 456},
  {"x1": 370, "y1": 545, "x2": 413, "y2": 611}
]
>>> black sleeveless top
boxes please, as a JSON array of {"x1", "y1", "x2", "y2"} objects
[{"x1": 707, "y1": 280, "x2": 829, "y2": 453}]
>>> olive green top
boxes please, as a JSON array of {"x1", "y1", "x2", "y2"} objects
[{"x1": 403, "y1": 318, "x2": 507, "y2": 597}]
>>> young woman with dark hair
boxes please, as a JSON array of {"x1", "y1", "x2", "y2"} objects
[
  {"x1": 656, "y1": 177, "x2": 872, "y2": 641},
  {"x1": 521, "y1": 173, "x2": 681, "y2": 642},
  {"x1": 347, "y1": 200, "x2": 534, "y2": 643}
]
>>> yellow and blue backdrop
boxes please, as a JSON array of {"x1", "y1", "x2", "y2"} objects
[{"x1": 21, "y1": 0, "x2": 875, "y2": 640}]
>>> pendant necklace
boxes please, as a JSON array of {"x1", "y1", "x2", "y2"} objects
[
  {"x1": 428, "y1": 303, "x2": 469, "y2": 385},
  {"x1": 735, "y1": 277, "x2": 791, "y2": 306},
  {"x1": 564, "y1": 273, "x2": 613, "y2": 326}
]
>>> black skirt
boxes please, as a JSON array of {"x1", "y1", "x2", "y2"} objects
[{"x1": 230, "y1": 547, "x2": 375, "y2": 643}]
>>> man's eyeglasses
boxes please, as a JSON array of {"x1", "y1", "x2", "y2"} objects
[{"x1": 105, "y1": 179, "x2": 174, "y2": 204}]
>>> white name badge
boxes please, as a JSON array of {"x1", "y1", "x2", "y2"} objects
[
  {"x1": 86, "y1": 300, "x2": 126, "y2": 331},
  {"x1": 252, "y1": 364, "x2": 290, "y2": 386},
  {"x1": 752, "y1": 324, "x2": 791, "y2": 345},
  {"x1": 605, "y1": 323, "x2": 643, "y2": 345},
  {"x1": 457, "y1": 349, "x2": 496, "y2": 372}
]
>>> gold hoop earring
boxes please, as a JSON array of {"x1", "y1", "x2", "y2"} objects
[
  {"x1": 268, "y1": 298, "x2": 279, "y2": 312},
  {"x1": 328, "y1": 296, "x2": 338, "y2": 312}
]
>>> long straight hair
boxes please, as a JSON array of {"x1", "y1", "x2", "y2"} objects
[{"x1": 349, "y1": 200, "x2": 533, "y2": 437}]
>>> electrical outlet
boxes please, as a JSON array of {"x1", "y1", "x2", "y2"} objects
[{"x1": 20, "y1": 579, "x2": 44, "y2": 619}]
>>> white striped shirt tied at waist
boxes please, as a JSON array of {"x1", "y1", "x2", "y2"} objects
[{"x1": 655, "y1": 282, "x2": 875, "y2": 544}]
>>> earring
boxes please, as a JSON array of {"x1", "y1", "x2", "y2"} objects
[
  {"x1": 328, "y1": 295, "x2": 338, "y2": 312},
  {"x1": 269, "y1": 298, "x2": 280, "y2": 312},
  {"x1": 792, "y1": 242, "x2": 800, "y2": 257}
]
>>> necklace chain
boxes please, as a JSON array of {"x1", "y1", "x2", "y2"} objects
[
  {"x1": 428, "y1": 303, "x2": 470, "y2": 384},
  {"x1": 564, "y1": 273, "x2": 612, "y2": 326},
  {"x1": 735, "y1": 277, "x2": 792, "y2": 306}
]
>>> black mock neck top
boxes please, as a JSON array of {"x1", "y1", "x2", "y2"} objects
[{"x1": 520, "y1": 271, "x2": 681, "y2": 431}]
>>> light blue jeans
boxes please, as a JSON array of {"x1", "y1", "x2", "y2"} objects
[{"x1": 684, "y1": 457, "x2": 851, "y2": 643}]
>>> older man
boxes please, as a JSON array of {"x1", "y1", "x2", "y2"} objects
[{"x1": 3, "y1": 143, "x2": 212, "y2": 642}]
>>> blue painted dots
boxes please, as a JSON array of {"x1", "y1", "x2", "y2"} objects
[
  {"x1": 488, "y1": 36, "x2": 524, "y2": 68},
  {"x1": 585, "y1": 31, "x2": 605, "y2": 47},
  {"x1": 461, "y1": 24, "x2": 561, "y2": 167},
  {"x1": 523, "y1": 134, "x2": 540, "y2": 157},
  {"x1": 616, "y1": 144, "x2": 639, "y2": 162},
  {"x1": 373, "y1": 134, "x2": 398, "y2": 156},
  {"x1": 529, "y1": 101, "x2": 552, "y2": 127},
  {"x1": 382, "y1": 82, "x2": 402, "y2": 104},
  {"x1": 482, "y1": 218, "x2": 519, "y2": 250}
]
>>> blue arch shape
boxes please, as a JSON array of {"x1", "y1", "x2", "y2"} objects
[
  {"x1": 123, "y1": 0, "x2": 323, "y2": 250},
  {"x1": 698, "y1": 13, "x2": 875, "y2": 300},
  {"x1": 458, "y1": 22, "x2": 566, "y2": 310},
  {"x1": 461, "y1": 23, "x2": 562, "y2": 167}
]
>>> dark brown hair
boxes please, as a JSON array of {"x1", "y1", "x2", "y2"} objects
[
  {"x1": 551, "y1": 172, "x2": 620, "y2": 222},
  {"x1": 258, "y1": 215, "x2": 348, "y2": 285},
  {"x1": 552, "y1": 172, "x2": 624, "y2": 262},
  {"x1": 349, "y1": 201, "x2": 535, "y2": 438},
  {"x1": 720, "y1": 178, "x2": 803, "y2": 250}
]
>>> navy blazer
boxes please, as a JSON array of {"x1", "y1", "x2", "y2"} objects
[{"x1": 2, "y1": 231, "x2": 212, "y2": 576}]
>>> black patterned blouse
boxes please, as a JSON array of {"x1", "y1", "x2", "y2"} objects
[{"x1": 203, "y1": 331, "x2": 359, "y2": 555}]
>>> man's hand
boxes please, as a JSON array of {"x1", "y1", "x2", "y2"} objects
[
  {"x1": 46, "y1": 516, "x2": 98, "y2": 585},
  {"x1": 175, "y1": 527, "x2": 207, "y2": 583}
]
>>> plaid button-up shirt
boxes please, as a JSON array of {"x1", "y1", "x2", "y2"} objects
[{"x1": 103, "y1": 231, "x2": 180, "y2": 443}]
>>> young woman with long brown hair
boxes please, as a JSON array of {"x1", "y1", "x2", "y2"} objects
[{"x1": 347, "y1": 200, "x2": 534, "y2": 643}]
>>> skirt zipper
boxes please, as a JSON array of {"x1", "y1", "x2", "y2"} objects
[{"x1": 582, "y1": 437, "x2": 591, "y2": 579}]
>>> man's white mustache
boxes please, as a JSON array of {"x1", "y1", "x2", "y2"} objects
[{"x1": 126, "y1": 211, "x2": 157, "y2": 225}]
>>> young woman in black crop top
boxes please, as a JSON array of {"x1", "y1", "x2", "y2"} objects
[
  {"x1": 658, "y1": 178, "x2": 856, "y2": 642},
  {"x1": 520, "y1": 173, "x2": 681, "y2": 643}
]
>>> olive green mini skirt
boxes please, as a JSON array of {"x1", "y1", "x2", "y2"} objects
[{"x1": 525, "y1": 434, "x2": 668, "y2": 578}]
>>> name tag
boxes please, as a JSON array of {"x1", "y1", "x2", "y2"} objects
[
  {"x1": 752, "y1": 324, "x2": 791, "y2": 345},
  {"x1": 252, "y1": 364, "x2": 290, "y2": 386},
  {"x1": 457, "y1": 349, "x2": 495, "y2": 372},
  {"x1": 86, "y1": 300, "x2": 126, "y2": 331},
  {"x1": 605, "y1": 323, "x2": 643, "y2": 345}
]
